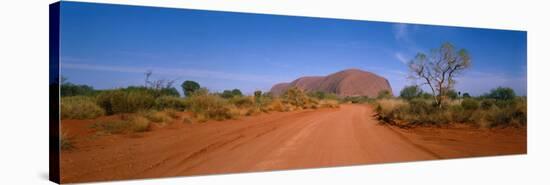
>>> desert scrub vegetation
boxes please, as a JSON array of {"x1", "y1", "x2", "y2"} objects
[
  {"x1": 186, "y1": 89, "x2": 237, "y2": 122},
  {"x1": 61, "y1": 96, "x2": 105, "y2": 119},
  {"x1": 374, "y1": 87, "x2": 526, "y2": 128},
  {"x1": 59, "y1": 74, "x2": 342, "y2": 123},
  {"x1": 140, "y1": 110, "x2": 174, "y2": 125},
  {"x1": 91, "y1": 115, "x2": 152, "y2": 134}
]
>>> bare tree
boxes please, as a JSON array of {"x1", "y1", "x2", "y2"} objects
[
  {"x1": 408, "y1": 42, "x2": 471, "y2": 107},
  {"x1": 144, "y1": 70, "x2": 176, "y2": 90}
]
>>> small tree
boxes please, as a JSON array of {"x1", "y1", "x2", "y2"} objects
[
  {"x1": 462, "y1": 92, "x2": 471, "y2": 98},
  {"x1": 231, "y1": 89, "x2": 243, "y2": 97},
  {"x1": 221, "y1": 89, "x2": 243, "y2": 99},
  {"x1": 408, "y1": 42, "x2": 471, "y2": 107},
  {"x1": 399, "y1": 85, "x2": 423, "y2": 100},
  {"x1": 181, "y1": 80, "x2": 200, "y2": 97},
  {"x1": 254, "y1": 90, "x2": 262, "y2": 98},
  {"x1": 486, "y1": 87, "x2": 516, "y2": 100}
]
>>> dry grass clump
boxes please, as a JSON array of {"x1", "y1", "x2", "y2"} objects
[
  {"x1": 374, "y1": 99, "x2": 408, "y2": 124},
  {"x1": 129, "y1": 115, "x2": 150, "y2": 132},
  {"x1": 91, "y1": 115, "x2": 152, "y2": 134},
  {"x1": 186, "y1": 93, "x2": 236, "y2": 122},
  {"x1": 319, "y1": 99, "x2": 340, "y2": 108},
  {"x1": 61, "y1": 96, "x2": 105, "y2": 119}
]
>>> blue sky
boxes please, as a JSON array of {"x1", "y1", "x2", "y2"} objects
[{"x1": 59, "y1": 2, "x2": 527, "y2": 96}]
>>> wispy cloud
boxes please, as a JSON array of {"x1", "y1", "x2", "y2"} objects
[
  {"x1": 60, "y1": 60, "x2": 285, "y2": 84},
  {"x1": 394, "y1": 52, "x2": 409, "y2": 64},
  {"x1": 393, "y1": 23, "x2": 409, "y2": 41}
]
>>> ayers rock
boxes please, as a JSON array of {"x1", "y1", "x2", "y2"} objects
[{"x1": 270, "y1": 68, "x2": 392, "y2": 97}]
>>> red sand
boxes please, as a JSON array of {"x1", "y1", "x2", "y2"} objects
[{"x1": 60, "y1": 104, "x2": 526, "y2": 183}]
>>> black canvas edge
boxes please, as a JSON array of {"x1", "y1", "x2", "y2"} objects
[{"x1": 49, "y1": 1, "x2": 61, "y2": 184}]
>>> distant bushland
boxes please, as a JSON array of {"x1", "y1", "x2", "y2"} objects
[
  {"x1": 374, "y1": 87, "x2": 526, "y2": 128},
  {"x1": 60, "y1": 77, "x2": 342, "y2": 127}
]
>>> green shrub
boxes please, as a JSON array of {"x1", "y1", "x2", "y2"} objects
[
  {"x1": 155, "y1": 96, "x2": 186, "y2": 111},
  {"x1": 181, "y1": 80, "x2": 201, "y2": 97},
  {"x1": 186, "y1": 92, "x2": 235, "y2": 121},
  {"x1": 375, "y1": 95, "x2": 526, "y2": 127},
  {"x1": 230, "y1": 96, "x2": 255, "y2": 108},
  {"x1": 60, "y1": 83, "x2": 96, "y2": 97},
  {"x1": 485, "y1": 87, "x2": 516, "y2": 100},
  {"x1": 400, "y1": 85, "x2": 423, "y2": 100},
  {"x1": 61, "y1": 96, "x2": 105, "y2": 119},
  {"x1": 450, "y1": 104, "x2": 476, "y2": 123},
  {"x1": 461, "y1": 98, "x2": 479, "y2": 110},
  {"x1": 281, "y1": 87, "x2": 319, "y2": 109},
  {"x1": 374, "y1": 99, "x2": 408, "y2": 123},
  {"x1": 282, "y1": 87, "x2": 309, "y2": 107},
  {"x1": 480, "y1": 99, "x2": 496, "y2": 110},
  {"x1": 96, "y1": 89, "x2": 155, "y2": 115},
  {"x1": 484, "y1": 98, "x2": 527, "y2": 127},
  {"x1": 407, "y1": 98, "x2": 434, "y2": 114},
  {"x1": 221, "y1": 89, "x2": 243, "y2": 99}
]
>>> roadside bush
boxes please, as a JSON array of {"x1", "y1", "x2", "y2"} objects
[
  {"x1": 375, "y1": 96, "x2": 526, "y2": 127},
  {"x1": 266, "y1": 98, "x2": 285, "y2": 112},
  {"x1": 141, "y1": 110, "x2": 173, "y2": 124},
  {"x1": 230, "y1": 96, "x2": 255, "y2": 108},
  {"x1": 374, "y1": 99, "x2": 408, "y2": 123},
  {"x1": 480, "y1": 99, "x2": 496, "y2": 110},
  {"x1": 485, "y1": 87, "x2": 516, "y2": 100},
  {"x1": 91, "y1": 120, "x2": 131, "y2": 134},
  {"x1": 342, "y1": 96, "x2": 371, "y2": 104},
  {"x1": 461, "y1": 98, "x2": 479, "y2": 110},
  {"x1": 485, "y1": 98, "x2": 527, "y2": 127},
  {"x1": 282, "y1": 87, "x2": 310, "y2": 108},
  {"x1": 96, "y1": 89, "x2": 155, "y2": 115},
  {"x1": 407, "y1": 98, "x2": 434, "y2": 115},
  {"x1": 399, "y1": 85, "x2": 423, "y2": 100},
  {"x1": 186, "y1": 92, "x2": 235, "y2": 121},
  {"x1": 282, "y1": 87, "x2": 319, "y2": 109},
  {"x1": 91, "y1": 115, "x2": 151, "y2": 134},
  {"x1": 164, "y1": 108, "x2": 180, "y2": 119},
  {"x1": 61, "y1": 83, "x2": 96, "y2": 97},
  {"x1": 61, "y1": 96, "x2": 105, "y2": 119},
  {"x1": 319, "y1": 99, "x2": 340, "y2": 108},
  {"x1": 129, "y1": 115, "x2": 151, "y2": 132},
  {"x1": 155, "y1": 96, "x2": 186, "y2": 111}
]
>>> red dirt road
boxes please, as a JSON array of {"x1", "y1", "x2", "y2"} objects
[{"x1": 60, "y1": 104, "x2": 526, "y2": 183}]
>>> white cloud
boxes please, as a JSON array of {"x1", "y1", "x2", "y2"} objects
[
  {"x1": 394, "y1": 52, "x2": 409, "y2": 64},
  {"x1": 393, "y1": 23, "x2": 409, "y2": 41}
]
